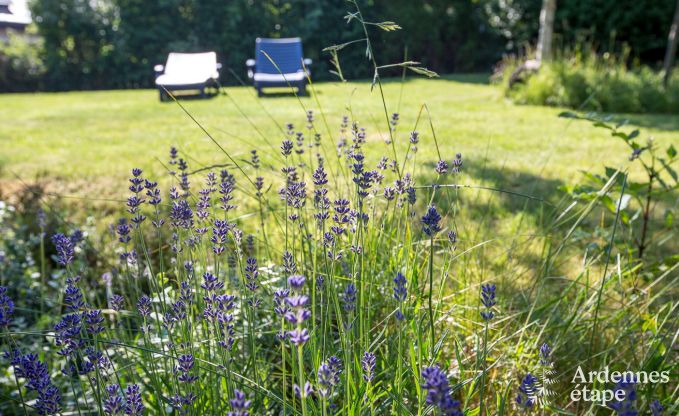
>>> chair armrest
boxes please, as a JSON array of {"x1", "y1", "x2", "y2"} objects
[
  {"x1": 216, "y1": 63, "x2": 222, "y2": 70},
  {"x1": 303, "y1": 58, "x2": 312, "y2": 66},
  {"x1": 154, "y1": 64, "x2": 164, "y2": 77}
]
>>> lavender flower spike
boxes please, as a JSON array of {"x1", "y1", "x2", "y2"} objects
[
  {"x1": 124, "y1": 384, "x2": 145, "y2": 415},
  {"x1": 0, "y1": 286, "x2": 15, "y2": 326},
  {"x1": 361, "y1": 352, "x2": 376, "y2": 382},
  {"x1": 421, "y1": 205, "x2": 442, "y2": 236},
  {"x1": 515, "y1": 373, "x2": 537, "y2": 411},
  {"x1": 480, "y1": 283, "x2": 496, "y2": 321},
  {"x1": 52, "y1": 233, "x2": 75, "y2": 266},
  {"x1": 421, "y1": 365, "x2": 462, "y2": 416},
  {"x1": 228, "y1": 389, "x2": 251, "y2": 416}
]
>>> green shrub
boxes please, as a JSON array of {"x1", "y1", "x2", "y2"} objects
[
  {"x1": 0, "y1": 27, "x2": 45, "y2": 92},
  {"x1": 504, "y1": 51, "x2": 679, "y2": 114}
]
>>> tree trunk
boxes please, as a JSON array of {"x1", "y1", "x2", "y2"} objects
[
  {"x1": 537, "y1": 0, "x2": 557, "y2": 62},
  {"x1": 663, "y1": 0, "x2": 679, "y2": 88}
]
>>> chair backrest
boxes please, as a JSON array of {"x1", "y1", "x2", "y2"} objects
[
  {"x1": 255, "y1": 38, "x2": 303, "y2": 74},
  {"x1": 165, "y1": 52, "x2": 217, "y2": 78}
]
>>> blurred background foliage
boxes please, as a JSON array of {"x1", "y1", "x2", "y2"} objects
[{"x1": 0, "y1": 0, "x2": 676, "y2": 91}]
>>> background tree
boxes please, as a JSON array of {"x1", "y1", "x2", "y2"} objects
[
  {"x1": 663, "y1": 0, "x2": 679, "y2": 87},
  {"x1": 536, "y1": 0, "x2": 556, "y2": 62},
  {"x1": 15, "y1": 0, "x2": 679, "y2": 91}
]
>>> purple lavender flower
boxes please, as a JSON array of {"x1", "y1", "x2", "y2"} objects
[
  {"x1": 421, "y1": 205, "x2": 442, "y2": 237},
  {"x1": 219, "y1": 177, "x2": 237, "y2": 212},
  {"x1": 7, "y1": 350, "x2": 62, "y2": 415},
  {"x1": 228, "y1": 389, "x2": 251, "y2": 416},
  {"x1": 54, "y1": 313, "x2": 84, "y2": 357},
  {"x1": 279, "y1": 180, "x2": 307, "y2": 211},
  {"x1": 390, "y1": 112, "x2": 399, "y2": 130},
  {"x1": 515, "y1": 373, "x2": 537, "y2": 411},
  {"x1": 539, "y1": 343, "x2": 552, "y2": 367},
  {"x1": 176, "y1": 354, "x2": 198, "y2": 383},
  {"x1": 137, "y1": 295, "x2": 151, "y2": 318},
  {"x1": 216, "y1": 294, "x2": 236, "y2": 350},
  {"x1": 169, "y1": 147, "x2": 178, "y2": 170},
  {"x1": 285, "y1": 275, "x2": 310, "y2": 346},
  {"x1": 343, "y1": 283, "x2": 357, "y2": 312},
  {"x1": 435, "y1": 160, "x2": 449, "y2": 175},
  {"x1": 255, "y1": 176, "x2": 264, "y2": 197},
  {"x1": 145, "y1": 180, "x2": 161, "y2": 207},
  {"x1": 421, "y1": 365, "x2": 462, "y2": 416},
  {"x1": 85, "y1": 310, "x2": 105, "y2": 335},
  {"x1": 201, "y1": 272, "x2": 225, "y2": 310},
  {"x1": 245, "y1": 257, "x2": 259, "y2": 294},
  {"x1": 211, "y1": 219, "x2": 230, "y2": 255},
  {"x1": 64, "y1": 277, "x2": 85, "y2": 311},
  {"x1": 124, "y1": 384, "x2": 145, "y2": 415},
  {"x1": 104, "y1": 384, "x2": 123, "y2": 415},
  {"x1": 127, "y1": 169, "x2": 147, "y2": 225},
  {"x1": 393, "y1": 272, "x2": 407, "y2": 321},
  {"x1": 250, "y1": 150, "x2": 260, "y2": 168},
  {"x1": 452, "y1": 153, "x2": 463, "y2": 174},
  {"x1": 283, "y1": 251, "x2": 297, "y2": 275},
  {"x1": 116, "y1": 218, "x2": 131, "y2": 244},
  {"x1": 332, "y1": 199, "x2": 351, "y2": 235},
  {"x1": 170, "y1": 199, "x2": 193, "y2": 229},
  {"x1": 201, "y1": 272, "x2": 224, "y2": 293},
  {"x1": 110, "y1": 294, "x2": 125, "y2": 311},
  {"x1": 318, "y1": 356, "x2": 343, "y2": 397},
  {"x1": 480, "y1": 283, "x2": 496, "y2": 321},
  {"x1": 281, "y1": 140, "x2": 294, "y2": 156},
  {"x1": 294, "y1": 382, "x2": 313, "y2": 399},
  {"x1": 448, "y1": 231, "x2": 457, "y2": 245},
  {"x1": 650, "y1": 400, "x2": 664, "y2": 416},
  {"x1": 127, "y1": 168, "x2": 144, "y2": 194},
  {"x1": 0, "y1": 286, "x2": 15, "y2": 326},
  {"x1": 52, "y1": 233, "x2": 74, "y2": 266},
  {"x1": 609, "y1": 377, "x2": 638, "y2": 416},
  {"x1": 274, "y1": 288, "x2": 290, "y2": 317},
  {"x1": 361, "y1": 352, "x2": 376, "y2": 382}
]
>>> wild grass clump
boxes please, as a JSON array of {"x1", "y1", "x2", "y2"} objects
[{"x1": 502, "y1": 49, "x2": 679, "y2": 114}]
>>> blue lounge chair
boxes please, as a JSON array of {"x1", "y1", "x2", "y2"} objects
[
  {"x1": 246, "y1": 38, "x2": 311, "y2": 96},
  {"x1": 154, "y1": 52, "x2": 221, "y2": 101}
]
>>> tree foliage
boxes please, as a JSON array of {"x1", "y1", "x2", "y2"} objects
[{"x1": 14, "y1": 0, "x2": 679, "y2": 91}]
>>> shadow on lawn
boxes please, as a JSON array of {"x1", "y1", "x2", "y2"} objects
[
  {"x1": 420, "y1": 160, "x2": 574, "y2": 284},
  {"x1": 422, "y1": 160, "x2": 567, "y2": 226},
  {"x1": 609, "y1": 113, "x2": 679, "y2": 132}
]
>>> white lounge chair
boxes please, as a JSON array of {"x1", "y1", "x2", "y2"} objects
[{"x1": 154, "y1": 52, "x2": 221, "y2": 101}]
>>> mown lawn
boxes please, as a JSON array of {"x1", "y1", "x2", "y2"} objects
[{"x1": 1, "y1": 74, "x2": 677, "y2": 238}]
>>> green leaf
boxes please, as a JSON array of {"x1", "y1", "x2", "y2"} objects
[
  {"x1": 659, "y1": 158, "x2": 678, "y2": 184},
  {"x1": 612, "y1": 131, "x2": 630, "y2": 140},
  {"x1": 558, "y1": 111, "x2": 580, "y2": 119},
  {"x1": 601, "y1": 195, "x2": 616, "y2": 213},
  {"x1": 665, "y1": 210, "x2": 674, "y2": 227},
  {"x1": 668, "y1": 144, "x2": 677, "y2": 159},
  {"x1": 604, "y1": 166, "x2": 619, "y2": 179},
  {"x1": 628, "y1": 129, "x2": 639, "y2": 140},
  {"x1": 593, "y1": 121, "x2": 613, "y2": 130}
]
